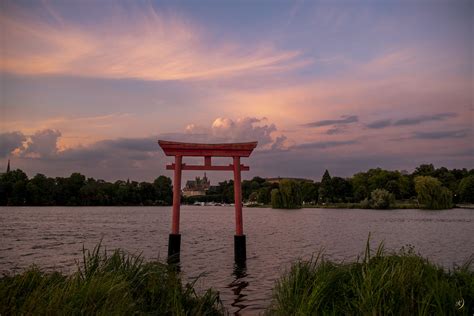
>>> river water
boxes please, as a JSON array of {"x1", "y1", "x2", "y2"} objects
[{"x1": 1, "y1": 206, "x2": 473, "y2": 314}]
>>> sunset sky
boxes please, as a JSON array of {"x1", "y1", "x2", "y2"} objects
[{"x1": 1, "y1": 0, "x2": 472, "y2": 183}]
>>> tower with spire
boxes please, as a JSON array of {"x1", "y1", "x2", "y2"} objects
[{"x1": 6, "y1": 159, "x2": 10, "y2": 173}]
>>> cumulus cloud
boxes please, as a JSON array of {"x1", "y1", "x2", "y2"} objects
[
  {"x1": 20, "y1": 129, "x2": 61, "y2": 158},
  {"x1": 0, "y1": 131, "x2": 26, "y2": 157},
  {"x1": 185, "y1": 117, "x2": 279, "y2": 148}
]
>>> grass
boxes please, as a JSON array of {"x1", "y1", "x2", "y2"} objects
[
  {"x1": 267, "y1": 238, "x2": 474, "y2": 315},
  {"x1": 0, "y1": 243, "x2": 223, "y2": 316},
  {"x1": 2, "y1": 240, "x2": 473, "y2": 315}
]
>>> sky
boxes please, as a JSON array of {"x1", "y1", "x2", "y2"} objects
[{"x1": 1, "y1": 0, "x2": 473, "y2": 183}]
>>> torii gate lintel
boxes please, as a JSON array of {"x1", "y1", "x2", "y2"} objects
[{"x1": 158, "y1": 140, "x2": 258, "y2": 263}]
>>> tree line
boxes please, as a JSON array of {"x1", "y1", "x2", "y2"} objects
[
  {"x1": 269, "y1": 165, "x2": 474, "y2": 209},
  {"x1": 186, "y1": 164, "x2": 473, "y2": 210},
  {"x1": 1, "y1": 164, "x2": 473, "y2": 208},
  {"x1": 0, "y1": 170, "x2": 172, "y2": 206}
]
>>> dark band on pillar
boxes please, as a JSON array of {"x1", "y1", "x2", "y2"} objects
[
  {"x1": 168, "y1": 233, "x2": 181, "y2": 263},
  {"x1": 234, "y1": 234, "x2": 246, "y2": 262}
]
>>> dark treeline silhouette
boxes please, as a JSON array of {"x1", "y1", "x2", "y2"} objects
[
  {"x1": 0, "y1": 170, "x2": 172, "y2": 206},
  {"x1": 1, "y1": 164, "x2": 473, "y2": 207}
]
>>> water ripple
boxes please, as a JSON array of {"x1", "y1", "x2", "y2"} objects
[{"x1": 1, "y1": 206, "x2": 473, "y2": 314}]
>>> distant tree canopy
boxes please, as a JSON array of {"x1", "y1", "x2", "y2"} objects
[
  {"x1": 369, "y1": 189, "x2": 395, "y2": 209},
  {"x1": 1, "y1": 164, "x2": 472, "y2": 207},
  {"x1": 458, "y1": 175, "x2": 474, "y2": 204},
  {"x1": 0, "y1": 170, "x2": 172, "y2": 206},
  {"x1": 271, "y1": 180, "x2": 302, "y2": 209},
  {"x1": 318, "y1": 170, "x2": 332, "y2": 203},
  {"x1": 414, "y1": 176, "x2": 453, "y2": 210}
]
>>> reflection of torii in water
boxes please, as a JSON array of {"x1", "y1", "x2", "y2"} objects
[{"x1": 158, "y1": 140, "x2": 257, "y2": 263}]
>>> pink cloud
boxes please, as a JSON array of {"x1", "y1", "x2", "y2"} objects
[{"x1": 1, "y1": 3, "x2": 310, "y2": 81}]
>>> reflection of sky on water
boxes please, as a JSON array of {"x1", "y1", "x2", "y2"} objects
[{"x1": 1, "y1": 206, "x2": 473, "y2": 313}]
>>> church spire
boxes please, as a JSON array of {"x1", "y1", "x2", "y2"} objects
[{"x1": 6, "y1": 159, "x2": 10, "y2": 173}]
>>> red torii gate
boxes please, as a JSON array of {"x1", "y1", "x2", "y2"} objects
[{"x1": 158, "y1": 140, "x2": 258, "y2": 262}]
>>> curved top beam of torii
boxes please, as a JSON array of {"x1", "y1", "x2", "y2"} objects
[{"x1": 158, "y1": 140, "x2": 258, "y2": 157}]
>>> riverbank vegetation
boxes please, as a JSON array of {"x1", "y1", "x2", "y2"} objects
[
  {"x1": 0, "y1": 244, "x2": 223, "y2": 315},
  {"x1": 268, "y1": 241, "x2": 474, "y2": 315},
  {"x1": 1, "y1": 163, "x2": 473, "y2": 208},
  {"x1": 2, "y1": 242, "x2": 472, "y2": 315}
]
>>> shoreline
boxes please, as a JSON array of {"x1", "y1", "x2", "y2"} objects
[{"x1": 1, "y1": 204, "x2": 473, "y2": 209}]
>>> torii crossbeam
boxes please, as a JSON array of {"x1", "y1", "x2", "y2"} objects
[{"x1": 158, "y1": 140, "x2": 258, "y2": 263}]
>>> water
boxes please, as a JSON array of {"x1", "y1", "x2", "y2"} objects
[{"x1": 1, "y1": 206, "x2": 473, "y2": 314}]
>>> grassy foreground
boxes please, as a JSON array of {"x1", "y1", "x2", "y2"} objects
[
  {"x1": 0, "y1": 244, "x2": 223, "y2": 315},
  {"x1": 2, "y1": 242, "x2": 473, "y2": 315},
  {"x1": 267, "y1": 241, "x2": 473, "y2": 315}
]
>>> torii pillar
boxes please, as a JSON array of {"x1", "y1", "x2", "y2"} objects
[{"x1": 158, "y1": 140, "x2": 258, "y2": 263}]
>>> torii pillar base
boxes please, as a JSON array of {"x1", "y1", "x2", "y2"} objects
[
  {"x1": 168, "y1": 233, "x2": 181, "y2": 264},
  {"x1": 234, "y1": 235, "x2": 246, "y2": 263}
]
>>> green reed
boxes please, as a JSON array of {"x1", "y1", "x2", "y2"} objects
[
  {"x1": 0, "y1": 243, "x2": 223, "y2": 316},
  {"x1": 267, "y1": 238, "x2": 473, "y2": 315}
]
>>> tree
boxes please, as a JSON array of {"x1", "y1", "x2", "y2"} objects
[
  {"x1": 318, "y1": 170, "x2": 333, "y2": 203},
  {"x1": 458, "y1": 175, "x2": 474, "y2": 203},
  {"x1": 139, "y1": 182, "x2": 156, "y2": 205},
  {"x1": 272, "y1": 180, "x2": 302, "y2": 209},
  {"x1": 385, "y1": 180, "x2": 400, "y2": 198},
  {"x1": 351, "y1": 172, "x2": 369, "y2": 202},
  {"x1": 433, "y1": 167, "x2": 457, "y2": 192},
  {"x1": 413, "y1": 164, "x2": 435, "y2": 177},
  {"x1": 248, "y1": 191, "x2": 258, "y2": 202},
  {"x1": 331, "y1": 177, "x2": 352, "y2": 202},
  {"x1": 79, "y1": 179, "x2": 102, "y2": 206},
  {"x1": 257, "y1": 186, "x2": 271, "y2": 204},
  {"x1": 414, "y1": 176, "x2": 452, "y2": 210},
  {"x1": 271, "y1": 188, "x2": 282, "y2": 208},
  {"x1": 0, "y1": 169, "x2": 28, "y2": 205},
  {"x1": 63, "y1": 173, "x2": 86, "y2": 205},
  {"x1": 301, "y1": 182, "x2": 318, "y2": 204},
  {"x1": 397, "y1": 175, "x2": 414, "y2": 199},
  {"x1": 153, "y1": 176, "x2": 172, "y2": 205},
  {"x1": 26, "y1": 174, "x2": 56, "y2": 205},
  {"x1": 370, "y1": 189, "x2": 394, "y2": 209}
]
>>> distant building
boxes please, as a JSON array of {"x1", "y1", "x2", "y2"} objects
[
  {"x1": 182, "y1": 173, "x2": 211, "y2": 197},
  {"x1": 265, "y1": 177, "x2": 313, "y2": 184},
  {"x1": 2, "y1": 159, "x2": 10, "y2": 175}
]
